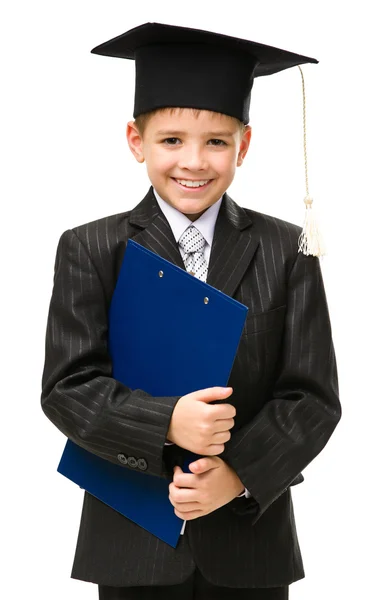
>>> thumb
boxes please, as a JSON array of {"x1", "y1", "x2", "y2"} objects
[
  {"x1": 197, "y1": 386, "x2": 233, "y2": 403},
  {"x1": 189, "y1": 458, "x2": 217, "y2": 473}
]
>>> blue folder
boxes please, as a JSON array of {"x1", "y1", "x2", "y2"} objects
[{"x1": 58, "y1": 239, "x2": 248, "y2": 547}]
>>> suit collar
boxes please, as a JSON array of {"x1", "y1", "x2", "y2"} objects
[
  {"x1": 129, "y1": 186, "x2": 259, "y2": 298},
  {"x1": 129, "y1": 186, "x2": 251, "y2": 231}
]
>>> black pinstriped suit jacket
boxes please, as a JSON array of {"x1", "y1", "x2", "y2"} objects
[{"x1": 41, "y1": 187, "x2": 341, "y2": 588}]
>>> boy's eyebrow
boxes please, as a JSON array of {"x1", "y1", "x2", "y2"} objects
[{"x1": 155, "y1": 130, "x2": 235, "y2": 137}]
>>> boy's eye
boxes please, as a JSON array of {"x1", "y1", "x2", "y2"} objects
[
  {"x1": 163, "y1": 137, "x2": 180, "y2": 145},
  {"x1": 208, "y1": 139, "x2": 227, "y2": 146}
]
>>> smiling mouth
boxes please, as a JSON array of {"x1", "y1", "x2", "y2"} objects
[{"x1": 172, "y1": 178, "x2": 212, "y2": 190}]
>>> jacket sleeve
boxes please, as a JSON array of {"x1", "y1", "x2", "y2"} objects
[
  {"x1": 40, "y1": 229, "x2": 180, "y2": 480},
  {"x1": 221, "y1": 250, "x2": 341, "y2": 524}
]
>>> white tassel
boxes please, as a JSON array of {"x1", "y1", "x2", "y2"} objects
[
  {"x1": 298, "y1": 196, "x2": 326, "y2": 257},
  {"x1": 297, "y1": 67, "x2": 327, "y2": 258}
]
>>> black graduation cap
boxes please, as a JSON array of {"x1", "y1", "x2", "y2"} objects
[{"x1": 91, "y1": 22, "x2": 318, "y2": 125}]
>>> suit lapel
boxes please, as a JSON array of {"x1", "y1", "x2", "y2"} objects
[
  {"x1": 128, "y1": 187, "x2": 260, "y2": 299},
  {"x1": 129, "y1": 188, "x2": 185, "y2": 270},
  {"x1": 207, "y1": 193, "x2": 259, "y2": 297}
]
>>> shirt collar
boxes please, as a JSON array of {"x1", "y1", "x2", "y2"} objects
[{"x1": 153, "y1": 188, "x2": 223, "y2": 247}]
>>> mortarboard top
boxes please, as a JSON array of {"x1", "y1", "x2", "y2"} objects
[{"x1": 91, "y1": 22, "x2": 318, "y2": 124}]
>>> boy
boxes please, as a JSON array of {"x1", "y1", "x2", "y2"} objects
[{"x1": 41, "y1": 22, "x2": 341, "y2": 600}]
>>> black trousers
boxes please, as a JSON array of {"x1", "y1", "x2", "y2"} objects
[{"x1": 98, "y1": 566, "x2": 289, "y2": 600}]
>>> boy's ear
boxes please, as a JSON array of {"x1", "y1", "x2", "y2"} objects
[
  {"x1": 236, "y1": 125, "x2": 252, "y2": 167},
  {"x1": 126, "y1": 121, "x2": 145, "y2": 163}
]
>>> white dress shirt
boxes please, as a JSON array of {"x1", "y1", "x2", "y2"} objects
[{"x1": 153, "y1": 188, "x2": 251, "y2": 536}]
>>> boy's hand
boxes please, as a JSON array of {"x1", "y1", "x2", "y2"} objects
[
  {"x1": 168, "y1": 457, "x2": 245, "y2": 521},
  {"x1": 167, "y1": 387, "x2": 235, "y2": 455}
]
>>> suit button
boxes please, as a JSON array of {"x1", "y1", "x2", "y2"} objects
[
  {"x1": 117, "y1": 453, "x2": 128, "y2": 465},
  {"x1": 127, "y1": 456, "x2": 138, "y2": 468},
  {"x1": 137, "y1": 458, "x2": 148, "y2": 471}
]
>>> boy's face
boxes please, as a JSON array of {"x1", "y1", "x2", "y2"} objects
[{"x1": 127, "y1": 108, "x2": 251, "y2": 221}]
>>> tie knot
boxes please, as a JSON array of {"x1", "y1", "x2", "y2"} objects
[{"x1": 178, "y1": 226, "x2": 206, "y2": 254}]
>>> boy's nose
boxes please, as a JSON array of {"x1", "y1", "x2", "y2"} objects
[{"x1": 177, "y1": 147, "x2": 207, "y2": 172}]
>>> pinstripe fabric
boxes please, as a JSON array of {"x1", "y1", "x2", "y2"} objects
[{"x1": 41, "y1": 186, "x2": 341, "y2": 588}]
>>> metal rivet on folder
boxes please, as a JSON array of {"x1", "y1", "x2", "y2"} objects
[
  {"x1": 204, "y1": 297, "x2": 209, "y2": 304},
  {"x1": 158, "y1": 270, "x2": 164, "y2": 278}
]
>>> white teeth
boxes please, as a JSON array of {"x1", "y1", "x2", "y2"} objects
[{"x1": 176, "y1": 179, "x2": 210, "y2": 188}]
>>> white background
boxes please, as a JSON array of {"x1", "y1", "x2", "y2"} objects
[{"x1": 1, "y1": 1, "x2": 380, "y2": 598}]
